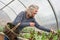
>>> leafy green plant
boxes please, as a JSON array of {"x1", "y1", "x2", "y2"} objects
[
  {"x1": 41, "y1": 32, "x2": 48, "y2": 40},
  {"x1": 23, "y1": 33, "x2": 31, "y2": 39},
  {"x1": 47, "y1": 32, "x2": 58, "y2": 40},
  {"x1": 57, "y1": 30, "x2": 60, "y2": 40},
  {"x1": 19, "y1": 27, "x2": 60, "y2": 40},
  {"x1": 0, "y1": 25, "x2": 4, "y2": 32}
]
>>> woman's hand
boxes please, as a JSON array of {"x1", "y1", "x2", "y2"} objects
[
  {"x1": 30, "y1": 22, "x2": 35, "y2": 27},
  {"x1": 50, "y1": 29, "x2": 57, "y2": 34}
]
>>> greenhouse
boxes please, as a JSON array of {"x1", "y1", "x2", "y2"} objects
[{"x1": 0, "y1": 0, "x2": 60, "y2": 40}]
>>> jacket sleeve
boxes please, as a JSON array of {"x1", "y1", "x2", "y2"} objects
[{"x1": 34, "y1": 19, "x2": 51, "y2": 32}]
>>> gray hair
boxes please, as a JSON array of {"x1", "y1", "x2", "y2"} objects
[
  {"x1": 26, "y1": 5, "x2": 39, "y2": 17},
  {"x1": 28, "y1": 4, "x2": 39, "y2": 10}
]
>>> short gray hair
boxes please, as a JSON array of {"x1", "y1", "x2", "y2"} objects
[{"x1": 28, "y1": 4, "x2": 39, "y2": 10}]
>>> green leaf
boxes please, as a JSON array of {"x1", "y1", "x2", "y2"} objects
[
  {"x1": 53, "y1": 35, "x2": 58, "y2": 40},
  {"x1": 23, "y1": 33, "x2": 31, "y2": 39},
  {"x1": 0, "y1": 26, "x2": 4, "y2": 32}
]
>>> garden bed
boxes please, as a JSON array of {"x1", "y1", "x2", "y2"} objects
[{"x1": 19, "y1": 27, "x2": 60, "y2": 40}]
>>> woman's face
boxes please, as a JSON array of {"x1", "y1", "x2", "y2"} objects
[{"x1": 32, "y1": 9, "x2": 38, "y2": 17}]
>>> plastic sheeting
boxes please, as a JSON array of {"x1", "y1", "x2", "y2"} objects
[{"x1": 0, "y1": 0, "x2": 60, "y2": 30}]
